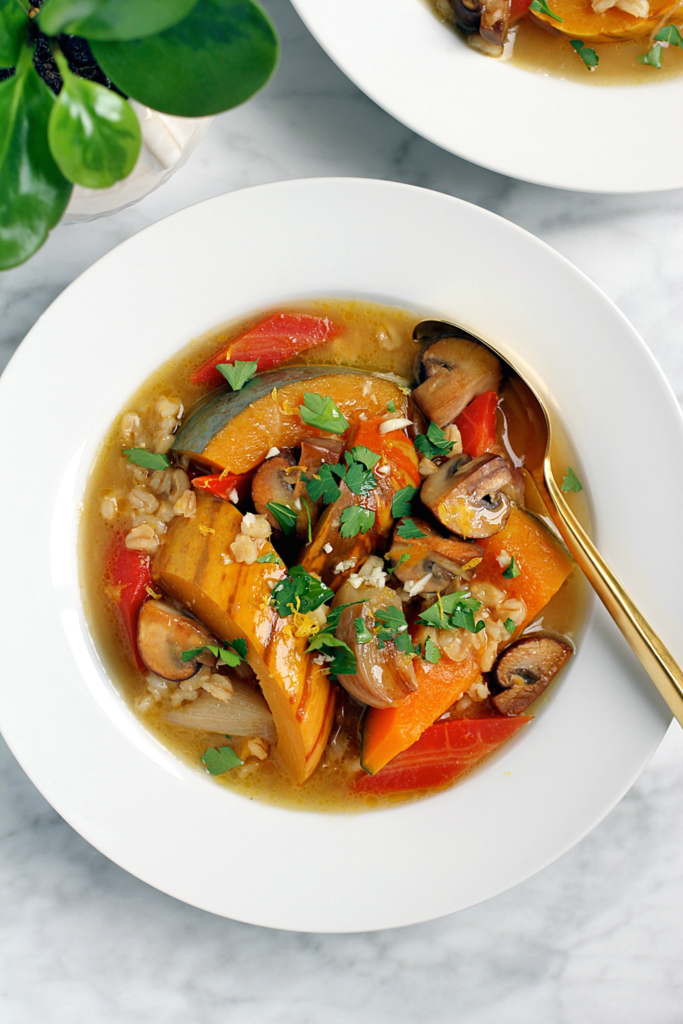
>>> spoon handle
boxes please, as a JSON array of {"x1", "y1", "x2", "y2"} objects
[{"x1": 543, "y1": 463, "x2": 683, "y2": 728}]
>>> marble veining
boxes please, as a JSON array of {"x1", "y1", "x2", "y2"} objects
[{"x1": 1, "y1": 0, "x2": 682, "y2": 1019}]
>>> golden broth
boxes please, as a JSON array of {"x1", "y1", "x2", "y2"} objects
[{"x1": 80, "y1": 298, "x2": 589, "y2": 814}]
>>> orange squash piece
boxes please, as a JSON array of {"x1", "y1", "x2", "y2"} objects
[
  {"x1": 361, "y1": 507, "x2": 573, "y2": 775},
  {"x1": 153, "y1": 492, "x2": 335, "y2": 783},
  {"x1": 530, "y1": 0, "x2": 678, "y2": 43}
]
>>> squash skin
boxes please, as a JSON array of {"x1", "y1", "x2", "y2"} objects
[
  {"x1": 172, "y1": 367, "x2": 410, "y2": 473},
  {"x1": 530, "y1": 0, "x2": 676, "y2": 42},
  {"x1": 360, "y1": 506, "x2": 574, "y2": 775},
  {"x1": 152, "y1": 492, "x2": 335, "y2": 783}
]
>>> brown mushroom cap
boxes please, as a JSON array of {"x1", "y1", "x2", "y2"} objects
[
  {"x1": 137, "y1": 600, "x2": 217, "y2": 681},
  {"x1": 252, "y1": 451, "x2": 297, "y2": 531},
  {"x1": 491, "y1": 635, "x2": 573, "y2": 716},
  {"x1": 420, "y1": 453, "x2": 513, "y2": 539},
  {"x1": 412, "y1": 336, "x2": 502, "y2": 428},
  {"x1": 387, "y1": 518, "x2": 484, "y2": 594}
]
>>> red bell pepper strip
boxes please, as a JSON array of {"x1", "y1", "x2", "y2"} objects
[
  {"x1": 105, "y1": 537, "x2": 152, "y2": 671},
  {"x1": 191, "y1": 469, "x2": 254, "y2": 503},
  {"x1": 455, "y1": 391, "x2": 499, "y2": 458},
  {"x1": 191, "y1": 313, "x2": 343, "y2": 387},
  {"x1": 510, "y1": 0, "x2": 532, "y2": 18},
  {"x1": 354, "y1": 717, "x2": 530, "y2": 795}
]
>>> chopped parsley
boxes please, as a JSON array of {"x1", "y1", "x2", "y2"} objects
[
  {"x1": 414, "y1": 421, "x2": 454, "y2": 460},
  {"x1": 396, "y1": 518, "x2": 427, "y2": 539},
  {"x1": 561, "y1": 466, "x2": 583, "y2": 493},
  {"x1": 391, "y1": 485, "x2": 419, "y2": 518},
  {"x1": 201, "y1": 742, "x2": 243, "y2": 775},
  {"x1": 373, "y1": 605, "x2": 416, "y2": 653},
  {"x1": 305, "y1": 463, "x2": 343, "y2": 505},
  {"x1": 182, "y1": 638, "x2": 248, "y2": 668},
  {"x1": 256, "y1": 552, "x2": 283, "y2": 565},
  {"x1": 354, "y1": 616, "x2": 373, "y2": 644},
  {"x1": 570, "y1": 40, "x2": 599, "y2": 68},
  {"x1": 387, "y1": 400, "x2": 397, "y2": 413},
  {"x1": 529, "y1": 0, "x2": 563, "y2": 20},
  {"x1": 636, "y1": 43, "x2": 662, "y2": 67},
  {"x1": 655, "y1": 24, "x2": 683, "y2": 46},
  {"x1": 502, "y1": 555, "x2": 520, "y2": 579},
  {"x1": 423, "y1": 635, "x2": 441, "y2": 664},
  {"x1": 271, "y1": 565, "x2": 333, "y2": 618},
  {"x1": 418, "y1": 591, "x2": 485, "y2": 634},
  {"x1": 339, "y1": 505, "x2": 375, "y2": 538},
  {"x1": 267, "y1": 501, "x2": 298, "y2": 536},
  {"x1": 300, "y1": 393, "x2": 349, "y2": 434},
  {"x1": 504, "y1": 618, "x2": 516, "y2": 634},
  {"x1": 216, "y1": 360, "x2": 258, "y2": 391},
  {"x1": 343, "y1": 451, "x2": 378, "y2": 497},
  {"x1": 351, "y1": 445, "x2": 381, "y2": 471},
  {"x1": 386, "y1": 551, "x2": 410, "y2": 573},
  {"x1": 122, "y1": 448, "x2": 170, "y2": 470}
]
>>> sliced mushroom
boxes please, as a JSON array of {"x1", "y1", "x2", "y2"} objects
[
  {"x1": 293, "y1": 436, "x2": 344, "y2": 511},
  {"x1": 333, "y1": 583, "x2": 417, "y2": 708},
  {"x1": 490, "y1": 635, "x2": 572, "y2": 716},
  {"x1": 386, "y1": 518, "x2": 484, "y2": 595},
  {"x1": 137, "y1": 599, "x2": 217, "y2": 681},
  {"x1": 480, "y1": 0, "x2": 510, "y2": 44},
  {"x1": 252, "y1": 450, "x2": 297, "y2": 531},
  {"x1": 420, "y1": 453, "x2": 513, "y2": 539},
  {"x1": 413, "y1": 336, "x2": 502, "y2": 428}
]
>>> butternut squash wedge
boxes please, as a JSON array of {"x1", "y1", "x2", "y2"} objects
[
  {"x1": 152, "y1": 492, "x2": 334, "y2": 783},
  {"x1": 360, "y1": 507, "x2": 574, "y2": 775},
  {"x1": 173, "y1": 367, "x2": 410, "y2": 473},
  {"x1": 530, "y1": 0, "x2": 677, "y2": 42}
]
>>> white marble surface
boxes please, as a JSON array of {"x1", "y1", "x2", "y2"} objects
[{"x1": 2, "y1": 1, "x2": 683, "y2": 1019}]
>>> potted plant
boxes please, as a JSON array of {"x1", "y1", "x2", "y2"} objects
[{"x1": 0, "y1": 0, "x2": 279, "y2": 270}]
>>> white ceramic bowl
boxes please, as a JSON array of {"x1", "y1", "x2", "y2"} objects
[
  {"x1": 291, "y1": 0, "x2": 683, "y2": 193},
  {"x1": 0, "y1": 179, "x2": 679, "y2": 932}
]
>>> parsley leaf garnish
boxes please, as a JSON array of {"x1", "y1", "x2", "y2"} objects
[
  {"x1": 529, "y1": 0, "x2": 563, "y2": 20},
  {"x1": 636, "y1": 43, "x2": 662, "y2": 67},
  {"x1": 351, "y1": 445, "x2": 381, "y2": 470},
  {"x1": 306, "y1": 600, "x2": 363, "y2": 677},
  {"x1": 561, "y1": 467, "x2": 583, "y2": 493},
  {"x1": 502, "y1": 555, "x2": 520, "y2": 579},
  {"x1": 271, "y1": 565, "x2": 334, "y2": 618},
  {"x1": 392, "y1": 485, "x2": 418, "y2": 518},
  {"x1": 216, "y1": 360, "x2": 258, "y2": 391},
  {"x1": 423, "y1": 635, "x2": 441, "y2": 664},
  {"x1": 305, "y1": 463, "x2": 342, "y2": 505},
  {"x1": 655, "y1": 24, "x2": 683, "y2": 46},
  {"x1": 343, "y1": 451, "x2": 378, "y2": 496},
  {"x1": 373, "y1": 605, "x2": 417, "y2": 654},
  {"x1": 339, "y1": 506, "x2": 375, "y2": 538},
  {"x1": 201, "y1": 742, "x2": 243, "y2": 775},
  {"x1": 418, "y1": 592, "x2": 485, "y2": 634},
  {"x1": 386, "y1": 551, "x2": 410, "y2": 574},
  {"x1": 354, "y1": 616, "x2": 373, "y2": 644},
  {"x1": 570, "y1": 40, "x2": 599, "y2": 68},
  {"x1": 300, "y1": 393, "x2": 349, "y2": 434},
  {"x1": 414, "y1": 421, "x2": 454, "y2": 460},
  {"x1": 122, "y1": 448, "x2": 170, "y2": 470},
  {"x1": 182, "y1": 638, "x2": 248, "y2": 668},
  {"x1": 396, "y1": 518, "x2": 427, "y2": 539},
  {"x1": 504, "y1": 618, "x2": 516, "y2": 634},
  {"x1": 256, "y1": 552, "x2": 283, "y2": 565},
  {"x1": 267, "y1": 502, "x2": 298, "y2": 535},
  {"x1": 387, "y1": 400, "x2": 396, "y2": 413}
]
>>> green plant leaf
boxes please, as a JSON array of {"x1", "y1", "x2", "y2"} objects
[
  {"x1": 654, "y1": 24, "x2": 683, "y2": 46},
  {"x1": 636, "y1": 43, "x2": 662, "y2": 68},
  {"x1": 216, "y1": 359, "x2": 258, "y2": 390},
  {"x1": 570, "y1": 39, "x2": 599, "y2": 69},
  {"x1": 48, "y1": 56, "x2": 141, "y2": 188},
  {"x1": 201, "y1": 743, "x2": 243, "y2": 774},
  {"x1": 91, "y1": 0, "x2": 279, "y2": 117},
  {"x1": 0, "y1": 51, "x2": 72, "y2": 271},
  {"x1": 0, "y1": 0, "x2": 29, "y2": 67},
  {"x1": 122, "y1": 447, "x2": 169, "y2": 469},
  {"x1": 38, "y1": 0, "x2": 199, "y2": 42}
]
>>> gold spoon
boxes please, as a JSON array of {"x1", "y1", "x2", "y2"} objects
[{"x1": 413, "y1": 318, "x2": 683, "y2": 728}]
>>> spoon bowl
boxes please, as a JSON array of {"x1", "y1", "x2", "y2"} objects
[{"x1": 413, "y1": 317, "x2": 683, "y2": 728}]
